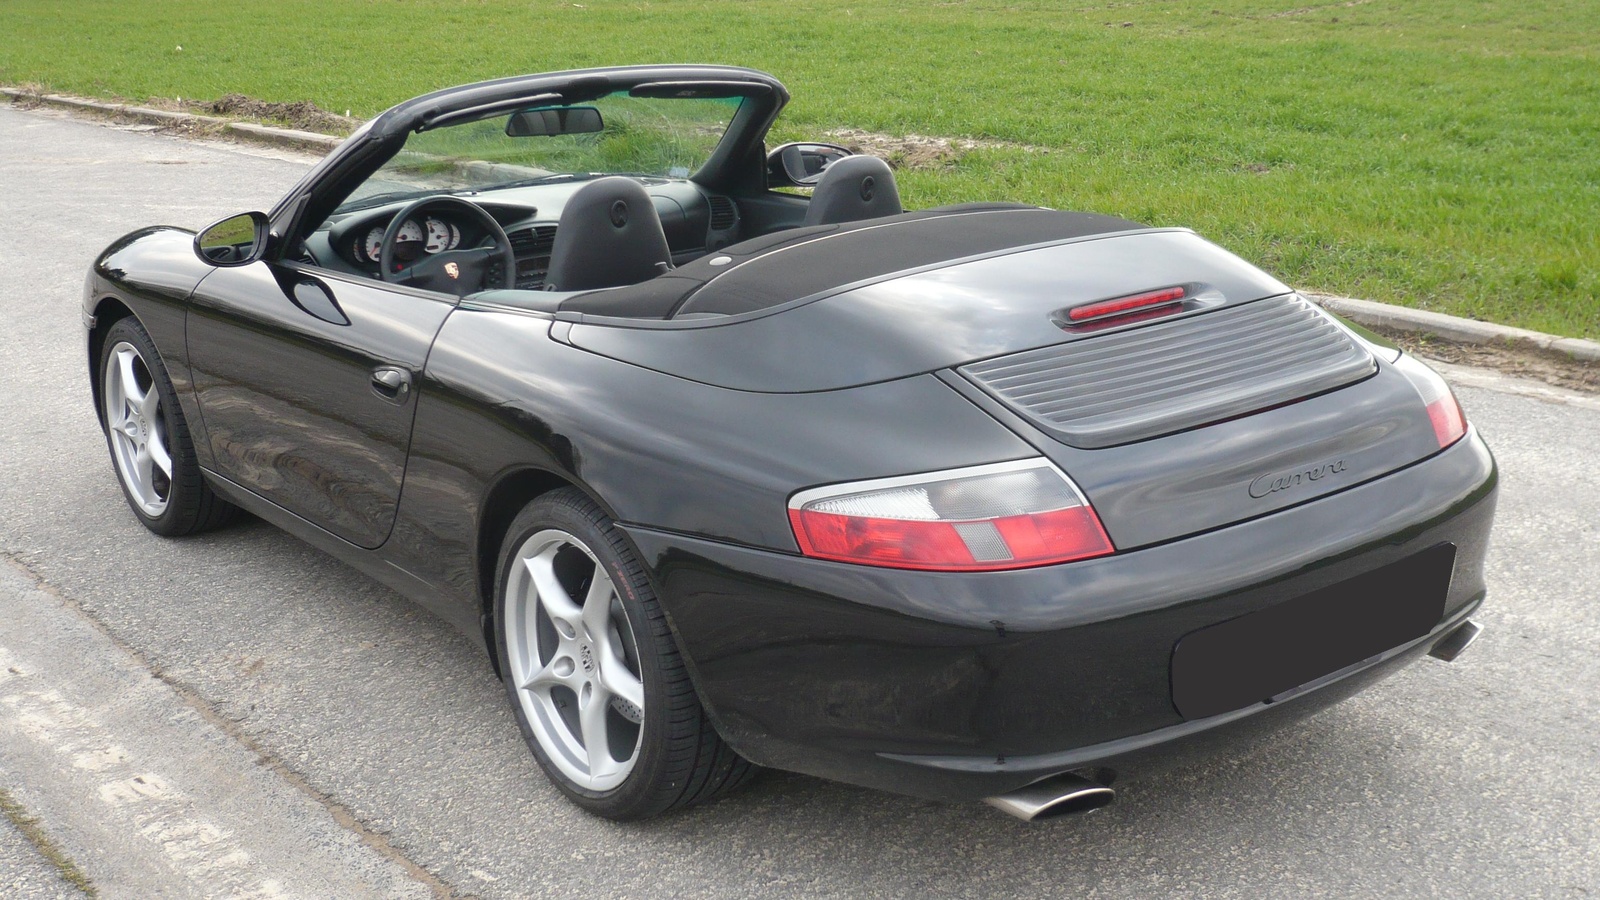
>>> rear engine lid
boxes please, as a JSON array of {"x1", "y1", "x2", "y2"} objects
[
  {"x1": 954, "y1": 344, "x2": 1447, "y2": 550},
  {"x1": 949, "y1": 290, "x2": 1450, "y2": 549},
  {"x1": 960, "y1": 294, "x2": 1377, "y2": 449}
]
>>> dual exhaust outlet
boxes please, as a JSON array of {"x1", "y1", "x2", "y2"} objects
[{"x1": 983, "y1": 619, "x2": 1483, "y2": 822}]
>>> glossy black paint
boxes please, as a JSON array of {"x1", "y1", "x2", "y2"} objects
[
  {"x1": 398, "y1": 308, "x2": 1036, "y2": 574},
  {"x1": 82, "y1": 65, "x2": 1500, "y2": 805},
  {"x1": 86, "y1": 228, "x2": 215, "y2": 450},
  {"x1": 186, "y1": 261, "x2": 454, "y2": 548},
  {"x1": 621, "y1": 432, "x2": 1495, "y2": 800}
]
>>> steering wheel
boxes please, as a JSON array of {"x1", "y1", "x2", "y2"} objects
[{"x1": 379, "y1": 195, "x2": 517, "y2": 295}]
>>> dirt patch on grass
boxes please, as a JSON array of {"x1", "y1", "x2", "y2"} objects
[
  {"x1": 143, "y1": 93, "x2": 360, "y2": 135},
  {"x1": 4, "y1": 82, "x2": 48, "y2": 108},
  {"x1": 7, "y1": 84, "x2": 360, "y2": 136},
  {"x1": 204, "y1": 94, "x2": 359, "y2": 134},
  {"x1": 823, "y1": 128, "x2": 1047, "y2": 171},
  {"x1": 1265, "y1": 0, "x2": 1370, "y2": 18},
  {"x1": 1384, "y1": 330, "x2": 1600, "y2": 394},
  {"x1": 1238, "y1": 161, "x2": 1296, "y2": 175}
]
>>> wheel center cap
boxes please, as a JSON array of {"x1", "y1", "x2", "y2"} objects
[{"x1": 579, "y1": 643, "x2": 595, "y2": 674}]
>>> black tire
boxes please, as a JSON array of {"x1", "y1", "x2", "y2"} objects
[
  {"x1": 494, "y1": 487, "x2": 756, "y2": 820},
  {"x1": 97, "y1": 316, "x2": 237, "y2": 536}
]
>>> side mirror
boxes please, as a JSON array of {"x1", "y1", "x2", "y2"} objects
[
  {"x1": 194, "y1": 211, "x2": 270, "y2": 267},
  {"x1": 505, "y1": 106, "x2": 605, "y2": 137},
  {"x1": 767, "y1": 142, "x2": 854, "y2": 187}
]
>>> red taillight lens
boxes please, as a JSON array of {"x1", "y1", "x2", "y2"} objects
[
  {"x1": 788, "y1": 460, "x2": 1115, "y2": 571},
  {"x1": 1393, "y1": 354, "x2": 1468, "y2": 449},
  {"x1": 1426, "y1": 395, "x2": 1467, "y2": 448},
  {"x1": 1067, "y1": 286, "x2": 1186, "y2": 323}
]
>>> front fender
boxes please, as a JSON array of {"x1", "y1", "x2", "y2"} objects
[{"x1": 85, "y1": 226, "x2": 216, "y2": 458}]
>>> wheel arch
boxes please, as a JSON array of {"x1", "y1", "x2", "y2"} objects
[
  {"x1": 87, "y1": 296, "x2": 138, "y2": 426},
  {"x1": 475, "y1": 466, "x2": 633, "y2": 671}
]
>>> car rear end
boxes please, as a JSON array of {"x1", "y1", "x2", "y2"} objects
[
  {"x1": 629, "y1": 402, "x2": 1492, "y2": 804},
  {"x1": 605, "y1": 219, "x2": 1496, "y2": 805}
]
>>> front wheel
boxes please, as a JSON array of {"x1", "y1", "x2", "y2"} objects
[
  {"x1": 98, "y1": 316, "x2": 236, "y2": 536},
  {"x1": 495, "y1": 488, "x2": 755, "y2": 819}
]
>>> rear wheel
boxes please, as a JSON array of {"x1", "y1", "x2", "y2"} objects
[
  {"x1": 495, "y1": 488, "x2": 755, "y2": 819},
  {"x1": 98, "y1": 317, "x2": 235, "y2": 536}
]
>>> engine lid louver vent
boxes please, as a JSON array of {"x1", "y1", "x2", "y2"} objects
[
  {"x1": 960, "y1": 295, "x2": 1377, "y2": 449},
  {"x1": 708, "y1": 196, "x2": 737, "y2": 231}
]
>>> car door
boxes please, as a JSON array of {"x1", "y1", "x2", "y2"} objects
[{"x1": 185, "y1": 260, "x2": 455, "y2": 548}]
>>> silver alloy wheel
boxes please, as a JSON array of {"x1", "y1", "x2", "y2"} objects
[
  {"x1": 103, "y1": 340, "x2": 173, "y2": 517},
  {"x1": 505, "y1": 529, "x2": 645, "y2": 792}
]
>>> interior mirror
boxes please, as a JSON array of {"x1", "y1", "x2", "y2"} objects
[
  {"x1": 767, "y1": 142, "x2": 855, "y2": 187},
  {"x1": 505, "y1": 106, "x2": 605, "y2": 137},
  {"x1": 193, "y1": 211, "x2": 270, "y2": 267}
]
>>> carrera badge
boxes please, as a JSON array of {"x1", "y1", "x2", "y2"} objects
[
  {"x1": 444, "y1": 262, "x2": 460, "y2": 280},
  {"x1": 1249, "y1": 459, "x2": 1348, "y2": 499}
]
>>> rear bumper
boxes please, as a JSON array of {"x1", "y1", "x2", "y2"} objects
[
  {"x1": 623, "y1": 430, "x2": 1497, "y2": 802},
  {"x1": 877, "y1": 600, "x2": 1481, "y2": 795}
]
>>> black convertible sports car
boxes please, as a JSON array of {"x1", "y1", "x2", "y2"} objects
[{"x1": 84, "y1": 65, "x2": 1496, "y2": 821}]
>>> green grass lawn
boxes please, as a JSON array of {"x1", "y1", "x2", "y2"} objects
[{"x1": 3, "y1": 0, "x2": 1596, "y2": 338}]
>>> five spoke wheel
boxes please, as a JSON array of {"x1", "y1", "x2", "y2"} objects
[
  {"x1": 504, "y1": 529, "x2": 646, "y2": 792},
  {"x1": 495, "y1": 487, "x2": 756, "y2": 818},
  {"x1": 96, "y1": 317, "x2": 235, "y2": 536},
  {"x1": 103, "y1": 340, "x2": 173, "y2": 516}
]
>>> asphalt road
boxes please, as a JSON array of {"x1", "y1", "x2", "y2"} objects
[{"x1": 2, "y1": 105, "x2": 1598, "y2": 899}]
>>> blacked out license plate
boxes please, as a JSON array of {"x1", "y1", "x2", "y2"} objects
[{"x1": 1170, "y1": 543, "x2": 1455, "y2": 720}]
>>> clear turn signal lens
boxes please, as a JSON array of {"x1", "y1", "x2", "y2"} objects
[
  {"x1": 1393, "y1": 353, "x2": 1468, "y2": 449},
  {"x1": 788, "y1": 459, "x2": 1114, "y2": 571}
]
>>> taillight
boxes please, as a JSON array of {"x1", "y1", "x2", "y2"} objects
[
  {"x1": 787, "y1": 459, "x2": 1114, "y2": 571},
  {"x1": 1393, "y1": 354, "x2": 1468, "y2": 449}
]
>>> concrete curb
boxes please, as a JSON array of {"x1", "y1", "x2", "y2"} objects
[
  {"x1": 224, "y1": 120, "x2": 346, "y2": 151},
  {"x1": 1, "y1": 88, "x2": 345, "y2": 152},
  {"x1": 1305, "y1": 292, "x2": 1600, "y2": 364},
  {"x1": 5, "y1": 86, "x2": 1596, "y2": 364}
]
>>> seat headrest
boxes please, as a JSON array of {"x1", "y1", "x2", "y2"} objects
[
  {"x1": 803, "y1": 155, "x2": 903, "y2": 226},
  {"x1": 545, "y1": 176, "x2": 673, "y2": 292}
]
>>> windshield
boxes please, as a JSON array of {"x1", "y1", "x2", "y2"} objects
[{"x1": 338, "y1": 91, "x2": 744, "y2": 212}]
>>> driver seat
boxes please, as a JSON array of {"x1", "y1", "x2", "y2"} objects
[
  {"x1": 803, "y1": 155, "x2": 903, "y2": 226},
  {"x1": 545, "y1": 177, "x2": 673, "y2": 292}
]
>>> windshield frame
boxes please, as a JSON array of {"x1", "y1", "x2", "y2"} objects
[
  {"x1": 278, "y1": 66, "x2": 790, "y2": 252},
  {"x1": 335, "y1": 90, "x2": 750, "y2": 215}
]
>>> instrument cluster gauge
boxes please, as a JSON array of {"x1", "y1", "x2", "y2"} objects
[
  {"x1": 394, "y1": 218, "x2": 425, "y2": 246},
  {"x1": 424, "y1": 217, "x2": 461, "y2": 253},
  {"x1": 362, "y1": 219, "x2": 427, "y2": 264},
  {"x1": 362, "y1": 226, "x2": 385, "y2": 262}
]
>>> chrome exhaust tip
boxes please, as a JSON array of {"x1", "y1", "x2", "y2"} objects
[
  {"x1": 983, "y1": 773, "x2": 1115, "y2": 822},
  {"x1": 1429, "y1": 619, "x2": 1482, "y2": 662}
]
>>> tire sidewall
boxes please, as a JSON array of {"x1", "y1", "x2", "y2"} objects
[{"x1": 493, "y1": 489, "x2": 678, "y2": 818}]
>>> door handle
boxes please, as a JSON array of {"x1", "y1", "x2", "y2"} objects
[{"x1": 371, "y1": 366, "x2": 412, "y2": 403}]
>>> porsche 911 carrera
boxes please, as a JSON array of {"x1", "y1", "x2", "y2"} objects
[{"x1": 82, "y1": 65, "x2": 1496, "y2": 821}]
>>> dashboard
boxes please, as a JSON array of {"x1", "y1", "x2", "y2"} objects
[{"x1": 300, "y1": 179, "x2": 744, "y2": 291}]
